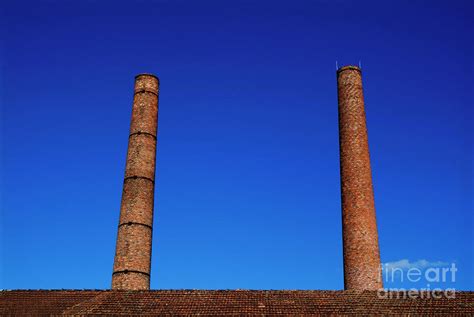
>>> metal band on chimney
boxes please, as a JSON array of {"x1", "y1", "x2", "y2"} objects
[
  {"x1": 124, "y1": 175, "x2": 155, "y2": 184},
  {"x1": 129, "y1": 131, "x2": 157, "y2": 140},
  {"x1": 118, "y1": 222, "x2": 153, "y2": 231},
  {"x1": 134, "y1": 89, "x2": 158, "y2": 96},
  {"x1": 113, "y1": 270, "x2": 151, "y2": 277}
]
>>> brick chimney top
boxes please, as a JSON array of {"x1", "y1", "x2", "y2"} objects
[
  {"x1": 337, "y1": 65, "x2": 361, "y2": 74},
  {"x1": 135, "y1": 73, "x2": 160, "y2": 80}
]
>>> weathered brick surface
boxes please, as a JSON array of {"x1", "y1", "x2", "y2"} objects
[
  {"x1": 111, "y1": 273, "x2": 150, "y2": 291},
  {"x1": 130, "y1": 92, "x2": 159, "y2": 136},
  {"x1": 337, "y1": 66, "x2": 382, "y2": 290},
  {"x1": 112, "y1": 74, "x2": 159, "y2": 290},
  {"x1": 124, "y1": 134, "x2": 156, "y2": 180},
  {"x1": 2, "y1": 290, "x2": 473, "y2": 316},
  {"x1": 113, "y1": 224, "x2": 153, "y2": 273},
  {"x1": 119, "y1": 178, "x2": 154, "y2": 226}
]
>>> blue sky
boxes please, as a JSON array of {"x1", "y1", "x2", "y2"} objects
[{"x1": 1, "y1": 0, "x2": 472, "y2": 290}]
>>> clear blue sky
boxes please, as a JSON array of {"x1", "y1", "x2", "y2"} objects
[{"x1": 1, "y1": 0, "x2": 472, "y2": 290}]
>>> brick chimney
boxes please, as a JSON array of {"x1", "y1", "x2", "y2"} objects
[
  {"x1": 112, "y1": 73, "x2": 160, "y2": 290},
  {"x1": 337, "y1": 66, "x2": 382, "y2": 290}
]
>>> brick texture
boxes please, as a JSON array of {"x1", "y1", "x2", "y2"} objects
[
  {"x1": 337, "y1": 66, "x2": 382, "y2": 290},
  {"x1": 2, "y1": 290, "x2": 473, "y2": 315},
  {"x1": 112, "y1": 74, "x2": 159, "y2": 290}
]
